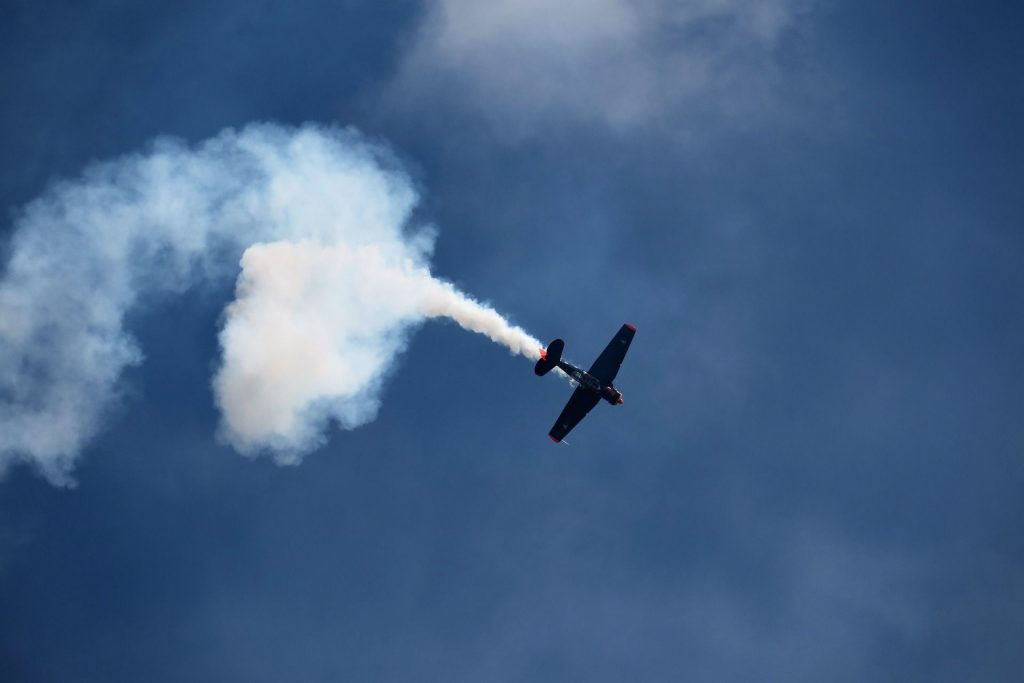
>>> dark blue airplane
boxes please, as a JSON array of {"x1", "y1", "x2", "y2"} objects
[{"x1": 534, "y1": 323, "x2": 635, "y2": 442}]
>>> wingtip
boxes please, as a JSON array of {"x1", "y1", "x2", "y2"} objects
[
  {"x1": 548, "y1": 434, "x2": 561, "y2": 443},
  {"x1": 625, "y1": 323, "x2": 636, "y2": 331}
]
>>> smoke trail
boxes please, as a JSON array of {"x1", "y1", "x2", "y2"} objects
[
  {"x1": 0, "y1": 123, "x2": 543, "y2": 485},
  {"x1": 214, "y1": 240, "x2": 543, "y2": 459}
]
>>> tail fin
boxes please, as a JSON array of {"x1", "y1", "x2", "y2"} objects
[{"x1": 534, "y1": 339, "x2": 564, "y2": 376}]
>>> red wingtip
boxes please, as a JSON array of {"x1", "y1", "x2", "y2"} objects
[
  {"x1": 548, "y1": 434, "x2": 560, "y2": 443},
  {"x1": 625, "y1": 323, "x2": 636, "y2": 331},
  {"x1": 539, "y1": 348, "x2": 547, "y2": 360}
]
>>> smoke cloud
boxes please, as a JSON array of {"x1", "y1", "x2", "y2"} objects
[
  {"x1": 0, "y1": 123, "x2": 543, "y2": 485},
  {"x1": 215, "y1": 240, "x2": 543, "y2": 459}
]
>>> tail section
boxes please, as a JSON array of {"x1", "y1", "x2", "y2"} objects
[{"x1": 534, "y1": 339, "x2": 564, "y2": 376}]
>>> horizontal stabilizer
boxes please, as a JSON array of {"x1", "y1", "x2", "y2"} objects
[{"x1": 534, "y1": 338, "x2": 564, "y2": 376}]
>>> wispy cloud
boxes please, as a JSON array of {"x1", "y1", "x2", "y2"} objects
[{"x1": 386, "y1": 0, "x2": 818, "y2": 138}]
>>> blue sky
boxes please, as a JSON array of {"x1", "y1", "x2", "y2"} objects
[{"x1": 1, "y1": 1, "x2": 1022, "y2": 680}]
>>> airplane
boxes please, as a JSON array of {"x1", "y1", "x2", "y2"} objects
[{"x1": 534, "y1": 323, "x2": 635, "y2": 443}]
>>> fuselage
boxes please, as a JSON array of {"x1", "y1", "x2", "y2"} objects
[{"x1": 556, "y1": 360, "x2": 624, "y2": 405}]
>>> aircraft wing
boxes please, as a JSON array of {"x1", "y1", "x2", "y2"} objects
[
  {"x1": 549, "y1": 387, "x2": 601, "y2": 443},
  {"x1": 587, "y1": 324, "x2": 636, "y2": 384}
]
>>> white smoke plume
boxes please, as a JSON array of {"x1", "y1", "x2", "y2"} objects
[
  {"x1": 215, "y1": 240, "x2": 543, "y2": 459},
  {"x1": 0, "y1": 123, "x2": 544, "y2": 485}
]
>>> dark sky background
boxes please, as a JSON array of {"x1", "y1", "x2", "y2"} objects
[{"x1": 1, "y1": 1, "x2": 1022, "y2": 681}]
